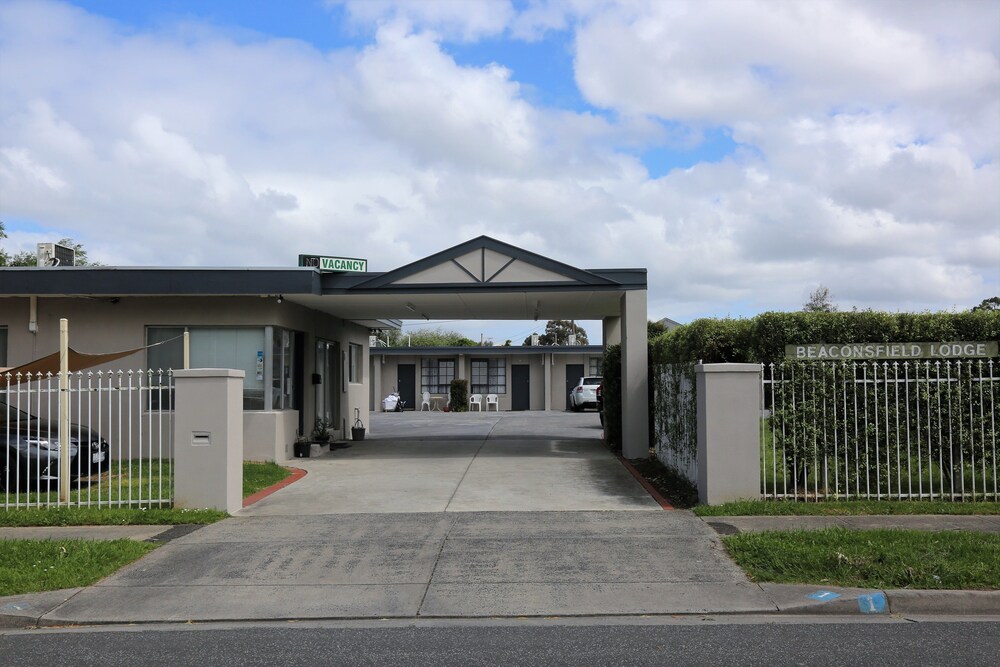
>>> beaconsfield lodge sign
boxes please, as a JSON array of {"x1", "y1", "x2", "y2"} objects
[{"x1": 785, "y1": 342, "x2": 999, "y2": 361}]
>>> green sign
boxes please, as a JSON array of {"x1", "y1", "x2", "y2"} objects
[
  {"x1": 785, "y1": 342, "x2": 999, "y2": 361},
  {"x1": 298, "y1": 254, "x2": 368, "y2": 272}
]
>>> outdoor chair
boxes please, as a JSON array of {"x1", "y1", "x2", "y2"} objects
[
  {"x1": 486, "y1": 394, "x2": 499, "y2": 411},
  {"x1": 469, "y1": 394, "x2": 483, "y2": 411},
  {"x1": 420, "y1": 391, "x2": 431, "y2": 411}
]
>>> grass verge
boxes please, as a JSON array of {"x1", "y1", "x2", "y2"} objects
[
  {"x1": 0, "y1": 539, "x2": 158, "y2": 597},
  {"x1": 722, "y1": 527, "x2": 1000, "y2": 590},
  {"x1": 695, "y1": 499, "x2": 1000, "y2": 516},
  {"x1": 243, "y1": 461, "x2": 293, "y2": 498}
]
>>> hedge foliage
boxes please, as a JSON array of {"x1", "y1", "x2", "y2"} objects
[
  {"x1": 600, "y1": 344, "x2": 622, "y2": 450},
  {"x1": 651, "y1": 310, "x2": 1000, "y2": 364}
]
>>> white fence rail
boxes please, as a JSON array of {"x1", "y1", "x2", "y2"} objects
[
  {"x1": 2, "y1": 370, "x2": 174, "y2": 509},
  {"x1": 762, "y1": 360, "x2": 998, "y2": 501}
]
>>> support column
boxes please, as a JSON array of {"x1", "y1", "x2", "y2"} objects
[
  {"x1": 695, "y1": 363, "x2": 761, "y2": 505},
  {"x1": 173, "y1": 369, "x2": 244, "y2": 512},
  {"x1": 603, "y1": 316, "x2": 621, "y2": 346},
  {"x1": 620, "y1": 290, "x2": 648, "y2": 459},
  {"x1": 543, "y1": 353, "x2": 552, "y2": 411}
]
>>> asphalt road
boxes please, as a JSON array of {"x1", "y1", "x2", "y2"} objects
[{"x1": 2, "y1": 618, "x2": 998, "y2": 666}]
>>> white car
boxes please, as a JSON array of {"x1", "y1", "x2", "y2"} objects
[{"x1": 569, "y1": 376, "x2": 602, "y2": 411}]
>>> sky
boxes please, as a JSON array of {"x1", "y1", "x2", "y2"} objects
[{"x1": 0, "y1": 0, "x2": 998, "y2": 345}]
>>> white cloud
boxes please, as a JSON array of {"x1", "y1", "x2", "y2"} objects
[{"x1": 0, "y1": 0, "x2": 996, "y2": 325}]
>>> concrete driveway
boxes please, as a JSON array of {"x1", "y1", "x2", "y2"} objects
[
  {"x1": 26, "y1": 411, "x2": 778, "y2": 624},
  {"x1": 241, "y1": 411, "x2": 659, "y2": 514}
]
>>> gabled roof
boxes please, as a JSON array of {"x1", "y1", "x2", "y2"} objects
[{"x1": 347, "y1": 236, "x2": 619, "y2": 291}]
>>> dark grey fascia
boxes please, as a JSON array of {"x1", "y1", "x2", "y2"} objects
[{"x1": 0, "y1": 267, "x2": 322, "y2": 296}]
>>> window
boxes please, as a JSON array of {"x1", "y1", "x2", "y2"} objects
[
  {"x1": 349, "y1": 343, "x2": 363, "y2": 383},
  {"x1": 146, "y1": 326, "x2": 268, "y2": 410},
  {"x1": 271, "y1": 327, "x2": 296, "y2": 410},
  {"x1": 589, "y1": 357, "x2": 602, "y2": 377},
  {"x1": 0, "y1": 326, "x2": 7, "y2": 367},
  {"x1": 421, "y1": 358, "x2": 455, "y2": 394},
  {"x1": 471, "y1": 358, "x2": 506, "y2": 395}
]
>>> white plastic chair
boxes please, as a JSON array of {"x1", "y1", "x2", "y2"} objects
[
  {"x1": 469, "y1": 394, "x2": 483, "y2": 411},
  {"x1": 420, "y1": 391, "x2": 431, "y2": 411},
  {"x1": 486, "y1": 394, "x2": 499, "y2": 412}
]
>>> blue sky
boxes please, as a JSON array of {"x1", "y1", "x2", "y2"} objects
[{"x1": 1, "y1": 0, "x2": 997, "y2": 344}]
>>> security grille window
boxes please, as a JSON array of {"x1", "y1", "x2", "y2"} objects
[
  {"x1": 349, "y1": 343, "x2": 363, "y2": 383},
  {"x1": 589, "y1": 357, "x2": 602, "y2": 376},
  {"x1": 0, "y1": 326, "x2": 7, "y2": 367},
  {"x1": 421, "y1": 358, "x2": 455, "y2": 394},
  {"x1": 146, "y1": 326, "x2": 268, "y2": 410},
  {"x1": 271, "y1": 327, "x2": 296, "y2": 410},
  {"x1": 471, "y1": 358, "x2": 506, "y2": 394}
]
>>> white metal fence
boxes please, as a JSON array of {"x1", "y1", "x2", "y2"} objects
[
  {"x1": 761, "y1": 359, "x2": 998, "y2": 501},
  {"x1": 1, "y1": 369, "x2": 174, "y2": 509}
]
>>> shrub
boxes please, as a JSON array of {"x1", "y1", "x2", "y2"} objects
[
  {"x1": 449, "y1": 378, "x2": 469, "y2": 412},
  {"x1": 601, "y1": 345, "x2": 622, "y2": 451}
]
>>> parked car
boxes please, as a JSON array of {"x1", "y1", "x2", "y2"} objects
[
  {"x1": 1, "y1": 401, "x2": 109, "y2": 491},
  {"x1": 596, "y1": 382, "x2": 604, "y2": 425},
  {"x1": 569, "y1": 376, "x2": 602, "y2": 412}
]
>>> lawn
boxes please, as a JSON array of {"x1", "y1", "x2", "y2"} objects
[
  {"x1": 723, "y1": 527, "x2": 1000, "y2": 590},
  {"x1": 0, "y1": 539, "x2": 158, "y2": 597},
  {"x1": 0, "y1": 461, "x2": 295, "y2": 526},
  {"x1": 694, "y1": 499, "x2": 1000, "y2": 516}
]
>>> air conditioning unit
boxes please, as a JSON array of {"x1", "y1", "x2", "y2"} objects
[
  {"x1": 36, "y1": 243, "x2": 75, "y2": 267},
  {"x1": 568, "y1": 334, "x2": 577, "y2": 345}
]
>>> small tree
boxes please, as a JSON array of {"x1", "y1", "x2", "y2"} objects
[
  {"x1": 972, "y1": 297, "x2": 1000, "y2": 312},
  {"x1": 524, "y1": 320, "x2": 589, "y2": 345},
  {"x1": 449, "y1": 378, "x2": 469, "y2": 412},
  {"x1": 803, "y1": 285, "x2": 837, "y2": 313}
]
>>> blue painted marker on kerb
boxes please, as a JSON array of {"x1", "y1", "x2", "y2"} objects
[
  {"x1": 807, "y1": 591, "x2": 841, "y2": 602},
  {"x1": 858, "y1": 592, "x2": 888, "y2": 614}
]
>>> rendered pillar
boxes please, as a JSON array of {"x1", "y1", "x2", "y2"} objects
[
  {"x1": 173, "y1": 369, "x2": 244, "y2": 512},
  {"x1": 620, "y1": 290, "x2": 648, "y2": 459},
  {"x1": 695, "y1": 363, "x2": 761, "y2": 505},
  {"x1": 603, "y1": 316, "x2": 622, "y2": 346},
  {"x1": 543, "y1": 353, "x2": 552, "y2": 411}
]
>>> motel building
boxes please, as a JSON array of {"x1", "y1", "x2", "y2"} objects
[{"x1": 0, "y1": 236, "x2": 651, "y2": 460}]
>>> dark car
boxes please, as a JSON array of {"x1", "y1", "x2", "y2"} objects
[{"x1": 1, "y1": 401, "x2": 109, "y2": 491}]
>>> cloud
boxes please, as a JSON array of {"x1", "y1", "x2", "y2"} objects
[{"x1": 0, "y1": 0, "x2": 996, "y2": 325}]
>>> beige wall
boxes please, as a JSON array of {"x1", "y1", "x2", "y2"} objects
[
  {"x1": 373, "y1": 350, "x2": 603, "y2": 412},
  {"x1": 0, "y1": 296, "x2": 371, "y2": 461}
]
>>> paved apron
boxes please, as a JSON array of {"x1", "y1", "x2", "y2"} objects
[{"x1": 39, "y1": 412, "x2": 777, "y2": 622}]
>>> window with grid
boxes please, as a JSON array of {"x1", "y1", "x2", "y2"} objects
[
  {"x1": 589, "y1": 357, "x2": 602, "y2": 376},
  {"x1": 421, "y1": 358, "x2": 455, "y2": 394},
  {"x1": 349, "y1": 343, "x2": 363, "y2": 383},
  {"x1": 471, "y1": 358, "x2": 506, "y2": 394}
]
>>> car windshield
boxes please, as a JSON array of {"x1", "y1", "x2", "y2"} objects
[{"x1": 581, "y1": 377, "x2": 602, "y2": 386}]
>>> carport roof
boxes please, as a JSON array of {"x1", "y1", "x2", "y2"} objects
[
  {"x1": 371, "y1": 344, "x2": 604, "y2": 356},
  {"x1": 0, "y1": 236, "x2": 645, "y2": 321}
]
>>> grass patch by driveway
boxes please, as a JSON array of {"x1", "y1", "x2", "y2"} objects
[
  {"x1": 695, "y1": 500, "x2": 1000, "y2": 517},
  {"x1": 723, "y1": 528, "x2": 1000, "y2": 590},
  {"x1": 0, "y1": 539, "x2": 158, "y2": 597},
  {"x1": 243, "y1": 461, "x2": 293, "y2": 498},
  {"x1": 0, "y1": 462, "x2": 294, "y2": 527}
]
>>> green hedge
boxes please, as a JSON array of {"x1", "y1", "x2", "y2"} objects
[
  {"x1": 601, "y1": 345, "x2": 622, "y2": 450},
  {"x1": 652, "y1": 311, "x2": 1000, "y2": 364}
]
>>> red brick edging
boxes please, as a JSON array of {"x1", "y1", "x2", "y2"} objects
[
  {"x1": 243, "y1": 466, "x2": 307, "y2": 508},
  {"x1": 616, "y1": 454, "x2": 675, "y2": 510}
]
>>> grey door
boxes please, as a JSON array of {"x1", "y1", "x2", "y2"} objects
[
  {"x1": 565, "y1": 363, "x2": 584, "y2": 409},
  {"x1": 397, "y1": 364, "x2": 416, "y2": 411},
  {"x1": 511, "y1": 364, "x2": 530, "y2": 411}
]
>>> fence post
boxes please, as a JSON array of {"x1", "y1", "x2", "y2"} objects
[
  {"x1": 696, "y1": 363, "x2": 761, "y2": 505},
  {"x1": 173, "y1": 369, "x2": 244, "y2": 512},
  {"x1": 59, "y1": 318, "x2": 70, "y2": 503}
]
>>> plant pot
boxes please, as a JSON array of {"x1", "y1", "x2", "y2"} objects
[
  {"x1": 293, "y1": 440, "x2": 311, "y2": 458},
  {"x1": 351, "y1": 426, "x2": 366, "y2": 441}
]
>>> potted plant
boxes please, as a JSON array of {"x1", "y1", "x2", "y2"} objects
[
  {"x1": 311, "y1": 418, "x2": 332, "y2": 443},
  {"x1": 293, "y1": 434, "x2": 311, "y2": 458}
]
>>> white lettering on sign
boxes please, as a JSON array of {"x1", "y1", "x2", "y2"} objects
[{"x1": 787, "y1": 342, "x2": 998, "y2": 360}]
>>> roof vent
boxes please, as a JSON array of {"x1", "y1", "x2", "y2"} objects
[{"x1": 36, "y1": 243, "x2": 75, "y2": 267}]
